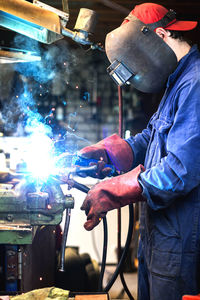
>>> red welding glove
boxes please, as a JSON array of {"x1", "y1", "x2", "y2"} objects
[
  {"x1": 79, "y1": 134, "x2": 134, "y2": 178},
  {"x1": 182, "y1": 295, "x2": 200, "y2": 300},
  {"x1": 81, "y1": 164, "x2": 145, "y2": 230}
]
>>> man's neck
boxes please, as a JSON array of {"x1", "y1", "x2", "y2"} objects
[{"x1": 167, "y1": 38, "x2": 191, "y2": 62}]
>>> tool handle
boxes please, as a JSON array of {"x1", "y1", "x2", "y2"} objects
[
  {"x1": 67, "y1": 179, "x2": 90, "y2": 193},
  {"x1": 73, "y1": 156, "x2": 116, "y2": 176}
]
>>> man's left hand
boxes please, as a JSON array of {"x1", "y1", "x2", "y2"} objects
[{"x1": 81, "y1": 164, "x2": 145, "y2": 230}]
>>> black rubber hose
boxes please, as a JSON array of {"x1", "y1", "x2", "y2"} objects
[
  {"x1": 98, "y1": 217, "x2": 108, "y2": 291},
  {"x1": 103, "y1": 204, "x2": 134, "y2": 293},
  {"x1": 120, "y1": 272, "x2": 135, "y2": 300},
  {"x1": 58, "y1": 176, "x2": 134, "y2": 297},
  {"x1": 71, "y1": 180, "x2": 108, "y2": 291},
  {"x1": 71, "y1": 178, "x2": 134, "y2": 297}
]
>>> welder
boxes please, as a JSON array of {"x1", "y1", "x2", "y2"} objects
[{"x1": 77, "y1": 3, "x2": 200, "y2": 300}]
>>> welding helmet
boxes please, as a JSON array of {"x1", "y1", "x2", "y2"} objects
[{"x1": 105, "y1": 3, "x2": 198, "y2": 93}]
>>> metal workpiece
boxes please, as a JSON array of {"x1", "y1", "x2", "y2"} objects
[
  {"x1": 0, "y1": 0, "x2": 101, "y2": 48},
  {"x1": 0, "y1": 0, "x2": 64, "y2": 33},
  {"x1": 74, "y1": 8, "x2": 98, "y2": 34},
  {"x1": 0, "y1": 0, "x2": 64, "y2": 44}
]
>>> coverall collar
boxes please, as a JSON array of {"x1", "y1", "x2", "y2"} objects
[{"x1": 167, "y1": 44, "x2": 199, "y2": 88}]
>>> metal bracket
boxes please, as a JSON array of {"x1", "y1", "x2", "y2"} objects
[{"x1": 33, "y1": 0, "x2": 69, "y2": 27}]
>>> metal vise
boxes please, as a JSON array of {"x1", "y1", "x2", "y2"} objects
[{"x1": 0, "y1": 176, "x2": 74, "y2": 245}]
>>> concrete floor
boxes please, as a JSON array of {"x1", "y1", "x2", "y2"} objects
[{"x1": 103, "y1": 266, "x2": 138, "y2": 300}]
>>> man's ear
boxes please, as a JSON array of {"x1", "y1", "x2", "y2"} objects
[{"x1": 155, "y1": 27, "x2": 169, "y2": 40}]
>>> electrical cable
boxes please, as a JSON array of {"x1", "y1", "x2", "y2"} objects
[
  {"x1": 69, "y1": 179, "x2": 134, "y2": 295},
  {"x1": 98, "y1": 217, "x2": 108, "y2": 291},
  {"x1": 103, "y1": 203, "x2": 134, "y2": 292},
  {"x1": 73, "y1": 182, "x2": 108, "y2": 292},
  {"x1": 120, "y1": 272, "x2": 134, "y2": 300}
]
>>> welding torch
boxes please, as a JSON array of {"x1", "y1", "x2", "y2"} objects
[
  {"x1": 52, "y1": 165, "x2": 96, "y2": 193},
  {"x1": 54, "y1": 155, "x2": 117, "y2": 192}
]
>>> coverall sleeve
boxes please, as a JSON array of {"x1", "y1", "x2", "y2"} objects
[
  {"x1": 125, "y1": 117, "x2": 153, "y2": 167},
  {"x1": 139, "y1": 79, "x2": 200, "y2": 210}
]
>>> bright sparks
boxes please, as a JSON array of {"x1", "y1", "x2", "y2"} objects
[{"x1": 24, "y1": 131, "x2": 55, "y2": 180}]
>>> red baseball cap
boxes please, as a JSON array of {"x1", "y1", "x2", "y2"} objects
[{"x1": 124, "y1": 3, "x2": 198, "y2": 31}]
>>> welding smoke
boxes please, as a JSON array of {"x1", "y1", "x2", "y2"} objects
[
  {"x1": 1, "y1": 35, "x2": 75, "y2": 135},
  {"x1": 13, "y1": 35, "x2": 74, "y2": 84},
  {"x1": 1, "y1": 33, "x2": 96, "y2": 164}
]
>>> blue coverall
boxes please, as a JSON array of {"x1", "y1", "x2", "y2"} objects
[{"x1": 126, "y1": 45, "x2": 200, "y2": 300}]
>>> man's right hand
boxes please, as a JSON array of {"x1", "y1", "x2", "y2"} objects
[
  {"x1": 78, "y1": 141, "x2": 111, "y2": 178},
  {"x1": 78, "y1": 133, "x2": 134, "y2": 178}
]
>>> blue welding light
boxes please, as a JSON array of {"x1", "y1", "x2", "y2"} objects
[{"x1": 24, "y1": 131, "x2": 56, "y2": 180}]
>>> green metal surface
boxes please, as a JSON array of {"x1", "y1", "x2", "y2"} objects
[
  {"x1": 0, "y1": 228, "x2": 33, "y2": 244},
  {"x1": 0, "y1": 180, "x2": 74, "y2": 244}
]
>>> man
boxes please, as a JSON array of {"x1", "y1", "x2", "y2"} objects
[{"x1": 79, "y1": 3, "x2": 200, "y2": 300}]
